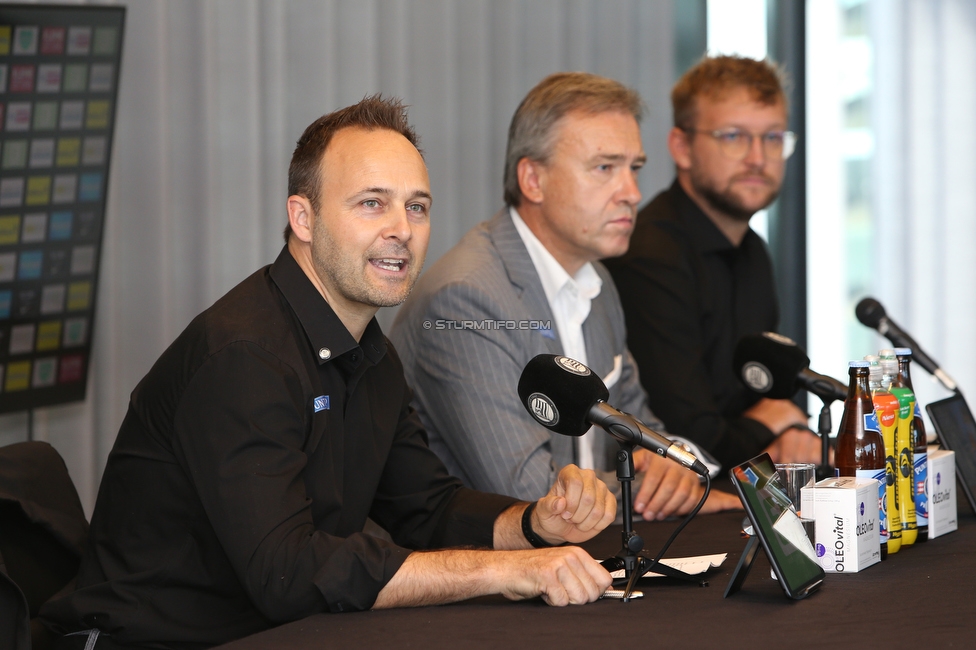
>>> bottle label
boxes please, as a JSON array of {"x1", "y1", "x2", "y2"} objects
[
  {"x1": 856, "y1": 468, "x2": 888, "y2": 543},
  {"x1": 885, "y1": 452, "x2": 902, "y2": 541},
  {"x1": 877, "y1": 407, "x2": 896, "y2": 428},
  {"x1": 863, "y1": 411, "x2": 881, "y2": 435},
  {"x1": 889, "y1": 387, "x2": 917, "y2": 534},
  {"x1": 914, "y1": 452, "x2": 929, "y2": 524}
]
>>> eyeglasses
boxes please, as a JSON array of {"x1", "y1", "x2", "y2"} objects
[{"x1": 682, "y1": 127, "x2": 797, "y2": 161}]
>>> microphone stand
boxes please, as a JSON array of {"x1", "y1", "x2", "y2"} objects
[
  {"x1": 601, "y1": 442, "x2": 707, "y2": 601},
  {"x1": 816, "y1": 398, "x2": 834, "y2": 480}
]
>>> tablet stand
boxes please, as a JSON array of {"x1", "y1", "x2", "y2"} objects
[
  {"x1": 723, "y1": 531, "x2": 761, "y2": 597},
  {"x1": 599, "y1": 442, "x2": 708, "y2": 601}
]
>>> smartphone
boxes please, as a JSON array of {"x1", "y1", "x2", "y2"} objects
[{"x1": 726, "y1": 453, "x2": 824, "y2": 600}]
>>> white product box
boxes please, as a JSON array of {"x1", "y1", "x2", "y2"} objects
[
  {"x1": 926, "y1": 448, "x2": 958, "y2": 538},
  {"x1": 800, "y1": 477, "x2": 882, "y2": 574}
]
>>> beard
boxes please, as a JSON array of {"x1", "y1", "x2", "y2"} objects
[
  {"x1": 691, "y1": 169, "x2": 781, "y2": 223},
  {"x1": 310, "y1": 221, "x2": 423, "y2": 309}
]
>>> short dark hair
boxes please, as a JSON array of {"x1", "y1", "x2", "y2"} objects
[
  {"x1": 284, "y1": 94, "x2": 422, "y2": 242},
  {"x1": 671, "y1": 55, "x2": 789, "y2": 130},
  {"x1": 503, "y1": 72, "x2": 643, "y2": 207}
]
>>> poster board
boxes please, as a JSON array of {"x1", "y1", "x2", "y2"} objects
[{"x1": 0, "y1": 4, "x2": 124, "y2": 413}]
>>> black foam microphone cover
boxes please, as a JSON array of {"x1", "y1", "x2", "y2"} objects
[
  {"x1": 733, "y1": 333, "x2": 810, "y2": 399},
  {"x1": 855, "y1": 297, "x2": 885, "y2": 328},
  {"x1": 517, "y1": 354, "x2": 609, "y2": 436}
]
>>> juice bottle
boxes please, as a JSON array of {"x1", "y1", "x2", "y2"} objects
[
  {"x1": 882, "y1": 349, "x2": 917, "y2": 546},
  {"x1": 867, "y1": 355, "x2": 900, "y2": 553},
  {"x1": 894, "y1": 347, "x2": 928, "y2": 543}
]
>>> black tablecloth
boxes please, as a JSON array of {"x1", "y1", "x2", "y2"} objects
[{"x1": 218, "y1": 504, "x2": 975, "y2": 649}]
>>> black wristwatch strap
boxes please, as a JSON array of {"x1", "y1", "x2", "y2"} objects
[{"x1": 521, "y1": 501, "x2": 555, "y2": 548}]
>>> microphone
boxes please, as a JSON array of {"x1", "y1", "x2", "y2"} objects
[
  {"x1": 855, "y1": 297, "x2": 958, "y2": 392},
  {"x1": 733, "y1": 332, "x2": 848, "y2": 403},
  {"x1": 517, "y1": 354, "x2": 708, "y2": 476}
]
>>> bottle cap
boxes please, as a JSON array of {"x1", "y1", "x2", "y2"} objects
[
  {"x1": 894, "y1": 347, "x2": 912, "y2": 356},
  {"x1": 864, "y1": 355, "x2": 882, "y2": 382},
  {"x1": 880, "y1": 357, "x2": 898, "y2": 378},
  {"x1": 849, "y1": 360, "x2": 870, "y2": 368},
  {"x1": 879, "y1": 348, "x2": 896, "y2": 359}
]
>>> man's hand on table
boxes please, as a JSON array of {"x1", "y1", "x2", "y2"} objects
[
  {"x1": 744, "y1": 397, "x2": 809, "y2": 434},
  {"x1": 375, "y1": 465, "x2": 615, "y2": 609},
  {"x1": 530, "y1": 463, "x2": 617, "y2": 545},
  {"x1": 763, "y1": 426, "x2": 825, "y2": 465},
  {"x1": 492, "y1": 464, "x2": 617, "y2": 605},
  {"x1": 632, "y1": 449, "x2": 742, "y2": 521}
]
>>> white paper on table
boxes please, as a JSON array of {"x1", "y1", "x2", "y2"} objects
[{"x1": 608, "y1": 553, "x2": 727, "y2": 579}]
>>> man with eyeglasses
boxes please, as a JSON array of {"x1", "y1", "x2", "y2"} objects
[{"x1": 605, "y1": 55, "x2": 820, "y2": 474}]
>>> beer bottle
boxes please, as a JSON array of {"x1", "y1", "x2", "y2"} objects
[
  {"x1": 882, "y1": 349, "x2": 917, "y2": 545},
  {"x1": 866, "y1": 355, "x2": 901, "y2": 553},
  {"x1": 836, "y1": 360, "x2": 888, "y2": 560},
  {"x1": 894, "y1": 347, "x2": 928, "y2": 542}
]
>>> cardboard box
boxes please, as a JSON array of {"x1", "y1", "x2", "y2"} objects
[
  {"x1": 926, "y1": 448, "x2": 958, "y2": 538},
  {"x1": 800, "y1": 477, "x2": 882, "y2": 573}
]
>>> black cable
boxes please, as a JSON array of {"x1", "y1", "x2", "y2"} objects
[{"x1": 640, "y1": 472, "x2": 712, "y2": 580}]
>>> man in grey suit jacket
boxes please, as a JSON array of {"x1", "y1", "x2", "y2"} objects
[{"x1": 392, "y1": 73, "x2": 739, "y2": 520}]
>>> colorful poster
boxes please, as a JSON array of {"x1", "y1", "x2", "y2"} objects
[{"x1": 0, "y1": 5, "x2": 123, "y2": 412}]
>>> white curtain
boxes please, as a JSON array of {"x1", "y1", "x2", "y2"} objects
[
  {"x1": 807, "y1": 0, "x2": 975, "y2": 423},
  {"x1": 0, "y1": 0, "x2": 678, "y2": 515},
  {"x1": 872, "y1": 0, "x2": 976, "y2": 412}
]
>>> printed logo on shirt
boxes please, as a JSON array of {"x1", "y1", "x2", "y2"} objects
[{"x1": 313, "y1": 395, "x2": 330, "y2": 412}]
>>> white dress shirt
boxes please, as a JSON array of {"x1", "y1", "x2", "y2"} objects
[{"x1": 511, "y1": 207, "x2": 603, "y2": 469}]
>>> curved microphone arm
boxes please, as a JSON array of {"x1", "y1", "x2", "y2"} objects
[{"x1": 589, "y1": 402, "x2": 708, "y2": 476}]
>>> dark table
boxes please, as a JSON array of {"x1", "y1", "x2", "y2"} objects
[{"x1": 219, "y1": 505, "x2": 975, "y2": 649}]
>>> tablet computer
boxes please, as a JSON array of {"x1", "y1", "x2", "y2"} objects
[
  {"x1": 925, "y1": 393, "x2": 976, "y2": 515},
  {"x1": 725, "y1": 453, "x2": 824, "y2": 600}
]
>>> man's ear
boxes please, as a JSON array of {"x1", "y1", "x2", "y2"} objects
[
  {"x1": 516, "y1": 157, "x2": 546, "y2": 205},
  {"x1": 668, "y1": 126, "x2": 693, "y2": 171},
  {"x1": 287, "y1": 195, "x2": 314, "y2": 243}
]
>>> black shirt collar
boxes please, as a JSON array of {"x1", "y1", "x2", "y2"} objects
[
  {"x1": 269, "y1": 246, "x2": 387, "y2": 366},
  {"x1": 669, "y1": 179, "x2": 757, "y2": 254}
]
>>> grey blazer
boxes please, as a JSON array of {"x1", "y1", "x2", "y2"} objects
[{"x1": 390, "y1": 209, "x2": 666, "y2": 501}]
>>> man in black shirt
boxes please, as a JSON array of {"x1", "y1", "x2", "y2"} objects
[
  {"x1": 42, "y1": 97, "x2": 616, "y2": 649},
  {"x1": 606, "y1": 56, "x2": 821, "y2": 471}
]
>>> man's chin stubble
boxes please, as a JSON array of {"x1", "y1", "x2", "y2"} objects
[{"x1": 700, "y1": 186, "x2": 779, "y2": 223}]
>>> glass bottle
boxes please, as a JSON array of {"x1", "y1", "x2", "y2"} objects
[
  {"x1": 882, "y1": 349, "x2": 917, "y2": 546},
  {"x1": 894, "y1": 347, "x2": 928, "y2": 543},
  {"x1": 836, "y1": 360, "x2": 888, "y2": 560}
]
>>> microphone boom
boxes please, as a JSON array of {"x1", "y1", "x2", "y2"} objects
[
  {"x1": 518, "y1": 355, "x2": 708, "y2": 475},
  {"x1": 855, "y1": 297, "x2": 958, "y2": 393}
]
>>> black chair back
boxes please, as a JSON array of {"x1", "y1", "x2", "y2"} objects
[{"x1": 0, "y1": 441, "x2": 89, "y2": 650}]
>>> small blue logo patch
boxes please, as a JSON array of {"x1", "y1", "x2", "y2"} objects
[
  {"x1": 540, "y1": 327, "x2": 556, "y2": 340},
  {"x1": 314, "y1": 395, "x2": 330, "y2": 412}
]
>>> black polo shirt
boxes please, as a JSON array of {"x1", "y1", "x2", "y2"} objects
[
  {"x1": 42, "y1": 247, "x2": 518, "y2": 648},
  {"x1": 605, "y1": 180, "x2": 780, "y2": 470}
]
